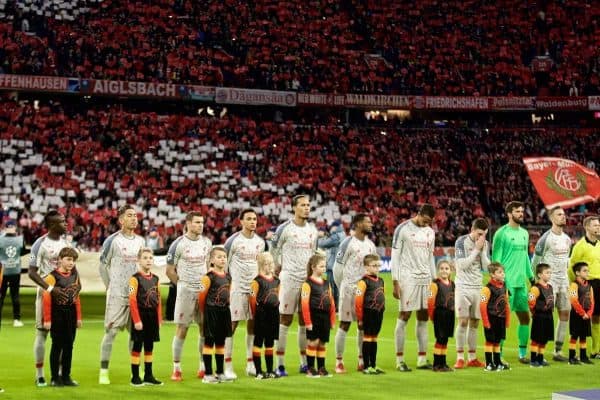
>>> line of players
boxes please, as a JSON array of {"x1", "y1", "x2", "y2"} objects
[{"x1": 24, "y1": 196, "x2": 600, "y2": 386}]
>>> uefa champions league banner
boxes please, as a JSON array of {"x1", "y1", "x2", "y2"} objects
[{"x1": 523, "y1": 157, "x2": 600, "y2": 209}]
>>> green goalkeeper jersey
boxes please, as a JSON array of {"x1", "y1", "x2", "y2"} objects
[{"x1": 492, "y1": 224, "x2": 533, "y2": 288}]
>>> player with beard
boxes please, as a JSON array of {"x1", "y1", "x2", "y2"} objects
[
  {"x1": 98, "y1": 205, "x2": 145, "y2": 384},
  {"x1": 531, "y1": 206, "x2": 572, "y2": 361},
  {"x1": 492, "y1": 201, "x2": 534, "y2": 363},
  {"x1": 168, "y1": 212, "x2": 212, "y2": 381}
]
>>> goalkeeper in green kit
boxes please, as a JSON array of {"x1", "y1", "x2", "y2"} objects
[{"x1": 492, "y1": 201, "x2": 534, "y2": 364}]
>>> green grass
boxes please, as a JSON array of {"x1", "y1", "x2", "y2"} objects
[{"x1": 0, "y1": 275, "x2": 598, "y2": 400}]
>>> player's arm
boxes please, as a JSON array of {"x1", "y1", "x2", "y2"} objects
[
  {"x1": 491, "y1": 229, "x2": 503, "y2": 263},
  {"x1": 249, "y1": 280, "x2": 259, "y2": 318},
  {"x1": 528, "y1": 286, "x2": 540, "y2": 315},
  {"x1": 301, "y1": 282, "x2": 312, "y2": 329},
  {"x1": 525, "y1": 232, "x2": 534, "y2": 282},
  {"x1": 427, "y1": 282, "x2": 438, "y2": 321},
  {"x1": 0, "y1": 264, "x2": 3, "y2": 288},
  {"x1": 429, "y1": 234, "x2": 436, "y2": 279},
  {"x1": 42, "y1": 275, "x2": 56, "y2": 329},
  {"x1": 454, "y1": 238, "x2": 479, "y2": 272},
  {"x1": 28, "y1": 238, "x2": 50, "y2": 289},
  {"x1": 568, "y1": 241, "x2": 583, "y2": 281},
  {"x1": 355, "y1": 280, "x2": 366, "y2": 328},
  {"x1": 129, "y1": 276, "x2": 142, "y2": 329},
  {"x1": 481, "y1": 241, "x2": 491, "y2": 271},
  {"x1": 165, "y1": 239, "x2": 180, "y2": 284},
  {"x1": 98, "y1": 237, "x2": 113, "y2": 289},
  {"x1": 531, "y1": 233, "x2": 547, "y2": 271},
  {"x1": 390, "y1": 226, "x2": 404, "y2": 299},
  {"x1": 269, "y1": 224, "x2": 286, "y2": 273},
  {"x1": 333, "y1": 238, "x2": 351, "y2": 288},
  {"x1": 198, "y1": 275, "x2": 211, "y2": 313},
  {"x1": 479, "y1": 286, "x2": 491, "y2": 328}
]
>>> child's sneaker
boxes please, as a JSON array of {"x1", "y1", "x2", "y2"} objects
[
  {"x1": 306, "y1": 367, "x2": 320, "y2": 378},
  {"x1": 568, "y1": 358, "x2": 581, "y2": 365},
  {"x1": 496, "y1": 362, "x2": 511, "y2": 371},
  {"x1": 266, "y1": 372, "x2": 279, "y2": 379},
  {"x1": 196, "y1": 370, "x2": 205, "y2": 379},
  {"x1": 356, "y1": 363, "x2": 364, "y2": 372},
  {"x1": 255, "y1": 373, "x2": 267, "y2": 380},
  {"x1": 276, "y1": 365, "x2": 288, "y2": 377},
  {"x1": 143, "y1": 375, "x2": 163, "y2": 386},
  {"x1": 130, "y1": 376, "x2": 144, "y2": 387},
  {"x1": 453, "y1": 359, "x2": 465, "y2": 369},
  {"x1": 318, "y1": 367, "x2": 332, "y2": 377},
  {"x1": 202, "y1": 375, "x2": 220, "y2": 384},
  {"x1": 484, "y1": 364, "x2": 496, "y2": 372},
  {"x1": 299, "y1": 364, "x2": 309, "y2": 374}
]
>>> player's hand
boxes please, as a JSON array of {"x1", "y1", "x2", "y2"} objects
[
  {"x1": 275, "y1": 265, "x2": 282, "y2": 277},
  {"x1": 357, "y1": 321, "x2": 363, "y2": 330},
  {"x1": 583, "y1": 314, "x2": 590, "y2": 320},
  {"x1": 134, "y1": 322, "x2": 143, "y2": 330},
  {"x1": 306, "y1": 324, "x2": 313, "y2": 331},
  {"x1": 43, "y1": 322, "x2": 51, "y2": 330},
  {"x1": 483, "y1": 324, "x2": 490, "y2": 329},
  {"x1": 393, "y1": 281, "x2": 401, "y2": 300},
  {"x1": 77, "y1": 320, "x2": 82, "y2": 328},
  {"x1": 475, "y1": 234, "x2": 486, "y2": 251}
]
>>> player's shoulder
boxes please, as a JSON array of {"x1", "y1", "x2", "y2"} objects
[
  {"x1": 31, "y1": 234, "x2": 48, "y2": 250},
  {"x1": 102, "y1": 231, "x2": 121, "y2": 246},
  {"x1": 455, "y1": 233, "x2": 469, "y2": 247}
]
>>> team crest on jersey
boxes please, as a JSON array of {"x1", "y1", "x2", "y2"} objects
[
  {"x1": 528, "y1": 293, "x2": 535, "y2": 301},
  {"x1": 356, "y1": 288, "x2": 363, "y2": 296},
  {"x1": 569, "y1": 289, "x2": 577, "y2": 297},
  {"x1": 481, "y1": 294, "x2": 488, "y2": 302}
]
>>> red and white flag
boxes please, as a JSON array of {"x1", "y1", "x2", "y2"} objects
[{"x1": 523, "y1": 157, "x2": 600, "y2": 209}]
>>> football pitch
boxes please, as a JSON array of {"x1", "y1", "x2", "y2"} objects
[{"x1": 0, "y1": 275, "x2": 598, "y2": 400}]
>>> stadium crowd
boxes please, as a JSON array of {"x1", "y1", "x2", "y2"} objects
[
  {"x1": 0, "y1": 99, "x2": 598, "y2": 250},
  {"x1": 0, "y1": 0, "x2": 599, "y2": 95}
]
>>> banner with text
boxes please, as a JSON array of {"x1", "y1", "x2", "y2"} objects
[
  {"x1": 589, "y1": 96, "x2": 600, "y2": 111},
  {"x1": 215, "y1": 87, "x2": 297, "y2": 106}
]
